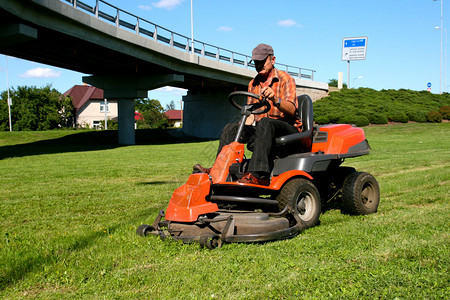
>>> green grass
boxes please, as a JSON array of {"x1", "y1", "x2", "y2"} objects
[{"x1": 0, "y1": 124, "x2": 449, "y2": 299}]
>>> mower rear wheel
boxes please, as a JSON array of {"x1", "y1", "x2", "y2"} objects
[
  {"x1": 136, "y1": 224, "x2": 154, "y2": 237},
  {"x1": 277, "y1": 178, "x2": 321, "y2": 228},
  {"x1": 342, "y1": 172, "x2": 380, "y2": 215}
]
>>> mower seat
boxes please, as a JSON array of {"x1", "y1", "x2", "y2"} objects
[{"x1": 275, "y1": 94, "x2": 314, "y2": 152}]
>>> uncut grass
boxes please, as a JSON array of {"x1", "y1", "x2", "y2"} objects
[{"x1": 0, "y1": 124, "x2": 449, "y2": 299}]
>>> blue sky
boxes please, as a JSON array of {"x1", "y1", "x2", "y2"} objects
[{"x1": 0, "y1": 0, "x2": 447, "y2": 108}]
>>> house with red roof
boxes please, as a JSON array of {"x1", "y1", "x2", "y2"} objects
[
  {"x1": 164, "y1": 109, "x2": 183, "y2": 128},
  {"x1": 64, "y1": 85, "x2": 183, "y2": 129},
  {"x1": 64, "y1": 85, "x2": 118, "y2": 129}
]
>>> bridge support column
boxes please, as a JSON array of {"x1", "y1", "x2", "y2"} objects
[
  {"x1": 117, "y1": 99, "x2": 135, "y2": 145},
  {"x1": 182, "y1": 88, "x2": 240, "y2": 139}
]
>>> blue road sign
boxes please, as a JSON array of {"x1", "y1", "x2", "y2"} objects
[
  {"x1": 344, "y1": 39, "x2": 366, "y2": 48},
  {"x1": 342, "y1": 36, "x2": 368, "y2": 61},
  {"x1": 427, "y1": 82, "x2": 432, "y2": 88}
]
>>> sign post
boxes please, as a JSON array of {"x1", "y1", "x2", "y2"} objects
[{"x1": 342, "y1": 37, "x2": 368, "y2": 88}]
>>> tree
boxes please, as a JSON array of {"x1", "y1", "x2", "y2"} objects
[
  {"x1": 0, "y1": 92, "x2": 10, "y2": 131},
  {"x1": 0, "y1": 85, "x2": 75, "y2": 131},
  {"x1": 134, "y1": 98, "x2": 168, "y2": 129},
  {"x1": 165, "y1": 100, "x2": 177, "y2": 111},
  {"x1": 59, "y1": 95, "x2": 76, "y2": 128},
  {"x1": 328, "y1": 79, "x2": 347, "y2": 89}
]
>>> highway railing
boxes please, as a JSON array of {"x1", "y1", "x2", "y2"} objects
[{"x1": 63, "y1": 0, "x2": 316, "y2": 80}]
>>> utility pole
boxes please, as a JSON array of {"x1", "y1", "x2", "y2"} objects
[
  {"x1": 190, "y1": 0, "x2": 194, "y2": 54},
  {"x1": 439, "y1": 0, "x2": 443, "y2": 93},
  {"x1": 180, "y1": 98, "x2": 183, "y2": 126},
  {"x1": 6, "y1": 56, "x2": 12, "y2": 132},
  {"x1": 104, "y1": 98, "x2": 108, "y2": 130},
  {"x1": 434, "y1": 0, "x2": 444, "y2": 93}
]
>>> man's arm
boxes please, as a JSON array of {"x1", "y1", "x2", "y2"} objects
[
  {"x1": 276, "y1": 97, "x2": 297, "y2": 117},
  {"x1": 245, "y1": 114, "x2": 255, "y2": 125},
  {"x1": 278, "y1": 74, "x2": 297, "y2": 117},
  {"x1": 260, "y1": 76, "x2": 297, "y2": 117}
]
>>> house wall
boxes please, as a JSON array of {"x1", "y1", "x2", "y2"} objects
[
  {"x1": 169, "y1": 120, "x2": 182, "y2": 128},
  {"x1": 77, "y1": 100, "x2": 118, "y2": 128}
]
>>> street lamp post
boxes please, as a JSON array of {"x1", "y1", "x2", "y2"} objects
[
  {"x1": 434, "y1": 0, "x2": 444, "y2": 93},
  {"x1": 190, "y1": 0, "x2": 194, "y2": 54},
  {"x1": 435, "y1": 27, "x2": 448, "y2": 93},
  {"x1": 353, "y1": 76, "x2": 363, "y2": 88}
]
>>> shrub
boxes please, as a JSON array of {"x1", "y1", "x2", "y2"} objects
[
  {"x1": 314, "y1": 116, "x2": 330, "y2": 124},
  {"x1": 369, "y1": 113, "x2": 388, "y2": 124},
  {"x1": 338, "y1": 115, "x2": 370, "y2": 127},
  {"x1": 438, "y1": 106, "x2": 450, "y2": 120},
  {"x1": 426, "y1": 111, "x2": 443, "y2": 123},
  {"x1": 355, "y1": 116, "x2": 370, "y2": 127},
  {"x1": 100, "y1": 119, "x2": 118, "y2": 130},
  {"x1": 406, "y1": 111, "x2": 427, "y2": 123},
  {"x1": 313, "y1": 88, "x2": 450, "y2": 126},
  {"x1": 389, "y1": 112, "x2": 409, "y2": 123},
  {"x1": 354, "y1": 115, "x2": 370, "y2": 127},
  {"x1": 326, "y1": 114, "x2": 341, "y2": 124}
]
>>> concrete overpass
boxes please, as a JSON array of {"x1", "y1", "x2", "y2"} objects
[{"x1": 0, "y1": 0, "x2": 328, "y2": 144}]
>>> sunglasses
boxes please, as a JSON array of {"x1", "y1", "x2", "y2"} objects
[{"x1": 254, "y1": 55, "x2": 273, "y2": 65}]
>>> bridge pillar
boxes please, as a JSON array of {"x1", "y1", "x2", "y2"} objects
[
  {"x1": 117, "y1": 99, "x2": 135, "y2": 145},
  {"x1": 182, "y1": 88, "x2": 241, "y2": 139}
]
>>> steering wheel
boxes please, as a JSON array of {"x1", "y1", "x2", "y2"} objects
[{"x1": 228, "y1": 91, "x2": 271, "y2": 115}]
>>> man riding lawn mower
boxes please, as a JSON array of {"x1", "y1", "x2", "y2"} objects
[{"x1": 137, "y1": 44, "x2": 380, "y2": 249}]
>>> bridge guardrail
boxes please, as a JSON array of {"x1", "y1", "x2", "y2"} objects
[{"x1": 64, "y1": 0, "x2": 315, "y2": 80}]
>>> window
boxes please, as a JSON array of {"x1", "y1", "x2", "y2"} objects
[
  {"x1": 100, "y1": 102, "x2": 109, "y2": 113},
  {"x1": 93, "y1": 120, "x2": 101, "y2": 129}
]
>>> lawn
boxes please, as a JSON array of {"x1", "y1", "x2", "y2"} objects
[{"x1": 0, "y1": 123, "x2": 449, "y2": 299}]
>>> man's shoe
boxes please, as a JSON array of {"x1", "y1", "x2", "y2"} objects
[
  {"x1": 193, "y1": 164, "x2": 212, "y2": 174},
  {"x1": 237, "y1": 173, "x2": 270, "y2": 186}
]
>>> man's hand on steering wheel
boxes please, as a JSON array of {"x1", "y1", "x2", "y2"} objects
[
  {"x1": 261, "y1": 86, "x2": 276, "y2": 103},
  {"x1": 228, "y1": 91, "x2": 271, "y2": 115}
]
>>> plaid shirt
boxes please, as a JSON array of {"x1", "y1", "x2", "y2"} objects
[{"x1": 248, "y1": 68, "x2": 302, "y2": 131}]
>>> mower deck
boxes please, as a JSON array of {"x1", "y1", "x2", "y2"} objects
[{"x1": 143, "y1": 209, "x2": 303, "y2": 249}]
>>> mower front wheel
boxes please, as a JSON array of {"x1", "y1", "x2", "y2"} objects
[
  {"x1": 277, "y1": 178, "x2": 321, "y2": 229},
  {"x1": 136, "y1": 224, "x2": 154, "y2": 237},
  {"x1": 342, "y1": 172, "x2": 380, "y2": 215}
]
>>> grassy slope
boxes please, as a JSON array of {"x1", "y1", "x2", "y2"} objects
[{"x1": 0, "y1": 124, "x2": 449, "y2": 299}]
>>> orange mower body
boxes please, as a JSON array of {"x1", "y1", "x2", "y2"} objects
[{"x1": 137, "y1": 93, "x2": 380, "y2": 249}]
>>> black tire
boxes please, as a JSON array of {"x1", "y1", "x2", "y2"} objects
[
  {"x1": 334, "y1": 167, "x2": 356, "y2": 186},
  {"x1": 277, "y1": 178, "x2": 321, "y2": 228},
  {"x1": 342, "y1": 172, "x2": 380, "y2": 215},
  {"x1": 199, "y1": 235, "x2": 222, "y2": 250},
  {"x1": 136, "y1": 224, "x2": 154, "y2": 237}
]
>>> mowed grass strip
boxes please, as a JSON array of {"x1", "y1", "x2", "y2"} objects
[{"x1": 0, "y1": 123, "x2": 448, "y2": 299}]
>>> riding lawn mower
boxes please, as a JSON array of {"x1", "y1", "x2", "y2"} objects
[{"x1": 137, "y1": 91, "x2": 380, "y2": 249}]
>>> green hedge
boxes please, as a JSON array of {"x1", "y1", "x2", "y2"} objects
[
  {"x1": 338, "y1": 115, "x2": 370, "y2": 127},
  {"x1": 389, "y1": 112, "x2": 409, "y2": 123},
  {"x1": 368, "y1": 113, "x2": 389, "y2": 124},
  {"x1": 313, "y1": 88, "x2": 450, "y2": 126},
  {"x1": 406, "y1": 111, "x2": 427, "y2": 123}
]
